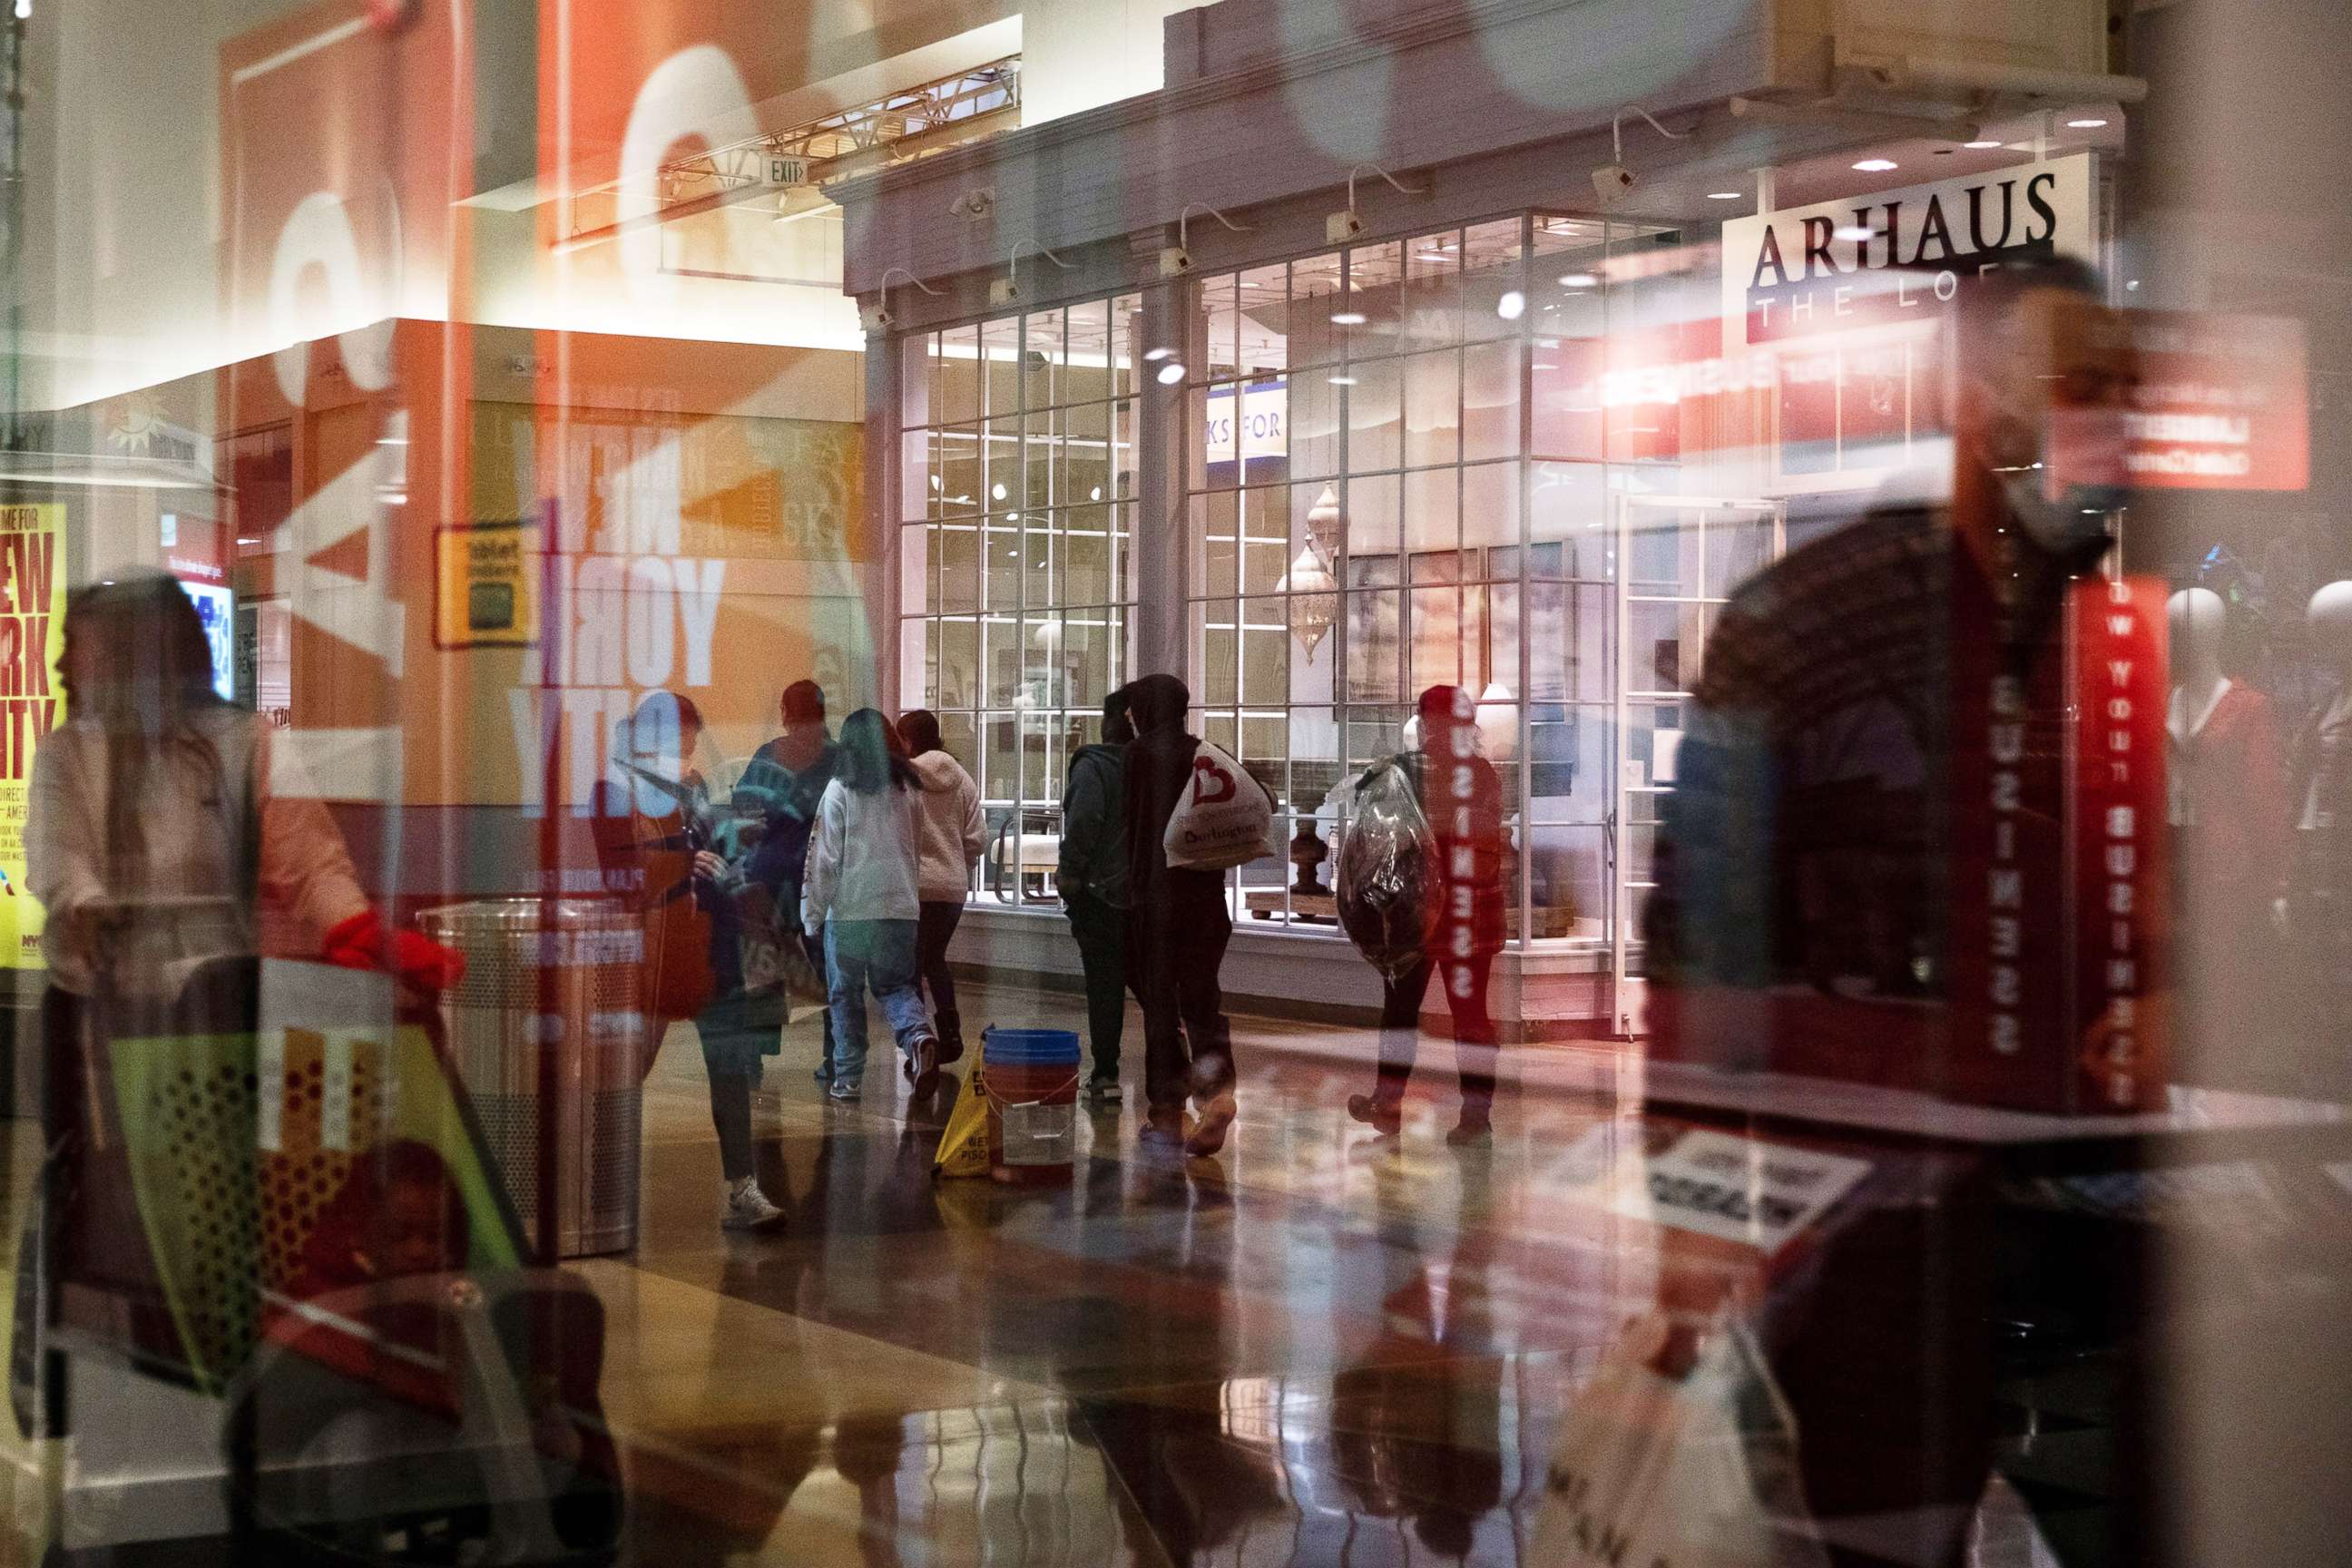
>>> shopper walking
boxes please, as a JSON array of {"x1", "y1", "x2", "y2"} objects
[
  {"x1": 1344, "y1": 685, "x2": 1505, "y2": 1146},
  {"x1": 748, "y1": 680, "x2": 841, "y2": 1084},
  {"x1": 1060, "y1": 689, "x2": 1135, "y2": 1102},
  {"x1": 1122, "y1": 673, "x2": 1239, "y2": 1155},
  {"x1": 592, "y1": 691, "x2": 788, "y2": 1233},
  {"x1": 802, "y1": 710, "x2": 941, "y2": 1102},
  {"x1": 896, "y1": 710, "x2": 985, "y2": 1063}
]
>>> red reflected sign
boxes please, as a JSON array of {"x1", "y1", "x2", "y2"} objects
[{"x1": 2126, "y1": 311, "x2": 2309, "y2": 491}]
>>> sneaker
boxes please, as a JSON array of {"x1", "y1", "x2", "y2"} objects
[
  {"x1": 1085, "y1": 1069, "x2": 1123, "y2": 1105},
  {"x1": 1140, "y1": 1107, "x2": 1190, "y2": 1150},
  {"x1": 827, "y1": 1079, "x2": 862, "y2": 1104},
  {"x1": 907, "y1": 1033, "x2": 941, "y2": 1101},
  {"x1": 720, "y1": 1179, "x2": 787, "y2": 1233},
  {"x1": 1185, "y1": 1092, "x2": 1238, "y2": 1158},
  {"x1": 813, "y1": 1063, "x2": 834, "y2": 1086},
  {"x1": 1347, "y1": 1093, "x2": 1403, "y2": 1138}
]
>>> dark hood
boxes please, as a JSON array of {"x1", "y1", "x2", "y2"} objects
[
  {"x1": 1126, "y1": 672, "x2": 1190, "y2": 736},
  {"x1": 1073, "y1": 741, "x2": 1125, "y2": 769}
]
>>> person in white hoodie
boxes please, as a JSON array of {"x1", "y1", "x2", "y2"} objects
[
  {"x1": 896, "y1": 710, "x2": 985, "y2": 1063},
  {"x1": 801, "y1": 709, "x2": 941, "y2": 1102}
]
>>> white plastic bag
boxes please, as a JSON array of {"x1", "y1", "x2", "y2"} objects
[
  {"x1": 1162, "y1": 740, "x2": 1276, "y2": 871},
  {"x1": 1533, "y1": 1315, "x2": 1828, "y2": 1568}
]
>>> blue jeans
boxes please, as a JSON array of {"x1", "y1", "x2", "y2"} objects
[{"x1": 824, "y1": 919, "x2": 934, "y2": 1083}]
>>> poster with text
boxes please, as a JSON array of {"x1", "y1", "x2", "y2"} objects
[{"x1": 0, "y1": 504, "x2": 64, "y2": 968}]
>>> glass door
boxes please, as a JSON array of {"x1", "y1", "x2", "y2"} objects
[{"x1": 1610, "y1": 495, "x2": 1786, "y2": 1037}]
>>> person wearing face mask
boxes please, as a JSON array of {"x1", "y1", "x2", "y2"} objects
[{"x1": 1639, "y1": 257, "x2": 2145, "y2": 1568}]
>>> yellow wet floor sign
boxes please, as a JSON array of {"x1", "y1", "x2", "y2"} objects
[{"x1": 934, "y1": 1066, "x2": 991, "y2": 1179}]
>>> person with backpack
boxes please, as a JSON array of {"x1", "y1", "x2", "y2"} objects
[
  {"x1": 801, "y1": 710, "x2": 941, "y2": 1102},
  {"x1": 1122, "y1": 672, "x2": 1240, "y2": 1155},
  {"x1": 1342, "y1": 684, "x2": 1505, "y2": 1147},
  {"x1": 1059, "y1": 689, "x2": 1135, "y2": 1102},
  {"x1": 896, "y1": 710, "x2": 985, "y2": 1063}
]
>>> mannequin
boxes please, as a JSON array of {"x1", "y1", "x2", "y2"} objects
[
  {"x1": 2165, "y1": 588, "x2": 2289, "y2": 1087},
  {"x1": 2282, "y1": 581, "x2": 2352, "y2": 1086}
]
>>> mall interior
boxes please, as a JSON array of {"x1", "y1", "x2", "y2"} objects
[{"x1": 3, "y1": 1, "x2": 2351, "y2": 1564}]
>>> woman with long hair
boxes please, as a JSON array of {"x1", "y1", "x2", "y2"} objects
[
  {"x1": 29, "y1": 572, "x2": 456, "y2": 1002},
  {"x1": 799, "y1": 708, "x2": 939, "y2": 1101}
]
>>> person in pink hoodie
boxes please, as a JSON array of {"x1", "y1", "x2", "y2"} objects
[{"x1": 896, "y1": 710, "x2": 985, "y2": 1063}]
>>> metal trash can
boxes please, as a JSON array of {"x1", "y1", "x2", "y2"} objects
[{"x1": 418, "y1": 899, "x2": 644, "y2": 1257}]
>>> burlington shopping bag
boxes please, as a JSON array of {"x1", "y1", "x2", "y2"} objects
[
  {"x1": 1532, "y1": 1314, "x2": 1828, "y2": 1568},
  {"x1": 1335, "y1": 760, "x2": 1439, "y2": 981},
  {"x1": 1162, "y1": 740, "x2": 1276, "y2": 871},
  {"x1": 934, "y1": 1066, "x2": 991, "y2": 1180}
]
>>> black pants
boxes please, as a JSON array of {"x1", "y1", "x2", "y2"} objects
[
  {"x1": 1065, "y1": 888, "x2": 1130, "y2": 1074},
  {"x1": 708, "y1": 1070, "x2": 755, "y2": 1183},
  {"x1": 1135, "y1": 915, "x2": 1235, "y2": 1112},
  {"x1": 1377, "y1": 952, "x2": 1499, "y2": 1111},
  {"x1": 916, "y1": 901, "x2": 965, "y2": 1044}
]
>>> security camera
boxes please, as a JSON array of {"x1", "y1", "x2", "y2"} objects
[
  {"x1": 1591, "y1": 163, "x2": 1637, "y2": 201},
  {"x1": 1157, "y1": 246, "x2": 1194, "y2": 279},
  {"x1": 988, "y1": 276, "x2": 1024, "y2": 309},
  {"x1": 858, "y1": 302, "x2": 893, "y2": 334},
  {"x1": 1326, "y1": 210, "x2": 1365, "y2": 244}
]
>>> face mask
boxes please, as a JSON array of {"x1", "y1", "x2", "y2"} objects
[{"x1": 2004, "y1": 406, "x2": 2131, "y2": 554}]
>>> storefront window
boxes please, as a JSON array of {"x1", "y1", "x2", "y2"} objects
[{"x1": 899, "y1": 296, "x2": 1142, "y2": 896}]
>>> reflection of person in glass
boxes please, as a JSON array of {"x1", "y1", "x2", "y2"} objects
[
  {"x1": 30, "y1": 573, "x2": 458, "y2": 1000},
  {"x1": 1346, "y1": 684, "x2": 1504, "y2": 1145},
  {"x1": 1643, "y1": 258, "x2": 2141, "y2": 1566}
]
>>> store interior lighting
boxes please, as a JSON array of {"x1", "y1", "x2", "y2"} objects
[
  {"x1": 1853, "y1": 157, "x2": 1899, "y2": 172},
  {"x1": 1155, "y1": 362, "x2": 1185, "y2": 385}
]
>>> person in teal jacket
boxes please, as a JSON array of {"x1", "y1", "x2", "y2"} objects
[{"x1": 1059, "y1": 688, "x2": 1134, "y2": 1102}]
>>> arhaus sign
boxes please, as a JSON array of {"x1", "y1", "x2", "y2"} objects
[{"x1": 1720, "y1": 155, "x2": 2097, "y2": 345}]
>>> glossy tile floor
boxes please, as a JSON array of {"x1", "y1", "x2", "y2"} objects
[{"x1": 593, "y1": 980, "x2": 2060, "y2": 1568}]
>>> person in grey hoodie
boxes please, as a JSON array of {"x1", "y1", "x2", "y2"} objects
[
  {"x1": 897, "y1": 710, "x2": 985, "y2": 1063},
  {"x1": 1058, "y1": 689, "x2": 1135, "y2": 1102}
]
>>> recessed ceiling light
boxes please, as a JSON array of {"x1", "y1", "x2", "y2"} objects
[
  {"x1": 1155, "y1": 362, "x2": 1186, "y2": 385},
  {"x1": 1853, "y1": 158, "x2": 1898, "y2": 172},
  {"x1": 1496, "y1": 289, "x2": 1526, "y2": 321},
  {"x1": 2066, "y1": 118, "x2": 2109, "y2": 129},
  {"x1": 1330, "y1": 311, "x2": 1367, "y2": 326},
  {"x1": 1143, "y1": 346, "x2": 1172, "y2": 362},
  {"x1": 991, "y1": 482, "x2": 1007, "y2": 501},
  {"x1": 1964, "y1": 140, "x2": 2002, "y2": 150},
  {"x1": 1558, "y1": 272, "x2": 1598, "y2": 289},
  {"x1": 1706, "y1": 191, "x2": 1741, "y2": 201}
]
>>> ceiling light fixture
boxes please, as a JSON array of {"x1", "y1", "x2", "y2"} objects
[
  {"x1": 1964, "y1": 140, "x2": 2002, "y2": 150},
  {"x1": 1833, "y1": 225, "x2": 1876, "y2": 243},
  {"x1": 1706, "y1": 191, "x2": 1741, "y2": 201},
  {"x1": 1330, "y1": 310, "x2": 1367, "y2": 326},
  {"x1": 1328, "y1": 375, "x2": 1357, "y2": 387},
  {"x1": 1852, "y1": 158, "x2": 1898, "y2": 172},
  {"x1": 1143, "y1": 346, "x2": 1173, "y2": 362},
  {"x1": 1496, "y1": 289, "x2": 1526, "y2": 321},
  {"x1": 2066, "y1": 117, "x2": 2109, "y2": 129},
  {"x1": 1155, "y1": 362, "x2": 1186, "y2": 385},
  {"x1": 1559, "y1": 272, "x2": 1598, "y2": 289}
]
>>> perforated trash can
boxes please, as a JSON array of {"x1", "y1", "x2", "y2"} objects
[{"x1": 418, "y1": 899, "x2": 645, "y2": 1257}]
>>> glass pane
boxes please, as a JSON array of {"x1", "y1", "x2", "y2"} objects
[
  {"x1": 1402, "y1": 349, "x2": 1462, "y2": 468},
  {"x1": 1401, "y1": 230, "x2": 1462, "y2": 352},
  {"x1": 940, "y1": 323, "x2": 982, "y2": 423},
  {"x1": 938, "y1": 526, "x2": 979, "y2": 612},
  {"x1": 1346, "y1": 240, "x2": 1405, "y2": 354},
  {"x1": 1345, "y1": 355, "x2": 1402, "y2": 472},
  {"x1": 938, "y1": 618, "x2": 980, "y2": 710},
  {"x1": 1463, "y1": 338, "x2": 1524, "y2": 461}
]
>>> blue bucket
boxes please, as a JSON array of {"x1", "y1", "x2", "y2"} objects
[
  {"x1": 980, "y1": 1028, "x2": 1082, "y2": 1184},
  {"x1": 982, "y1": 1027, "x2": 1082, "y2": 1068}
]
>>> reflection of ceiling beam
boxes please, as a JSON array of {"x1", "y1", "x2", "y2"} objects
[{"x1": 562, "y1": 58, "x2": 1021, "y2": 246}]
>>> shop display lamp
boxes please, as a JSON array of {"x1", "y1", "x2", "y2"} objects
[
  {"x1": 1305, "y1": 485, "x2": 1346, "y2": 572},
  {"x1": 1279, "y1": 545, "x2": 1339, "y2": 658}
]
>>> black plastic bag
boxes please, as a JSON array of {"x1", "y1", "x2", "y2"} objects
[{"x1": 1336, "y1": 760, "x2": 1438, "y2": 981}]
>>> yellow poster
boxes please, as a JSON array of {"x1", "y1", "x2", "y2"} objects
[{"x1": 0, "y1": 503, "x2": 64, "y2": 969}]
